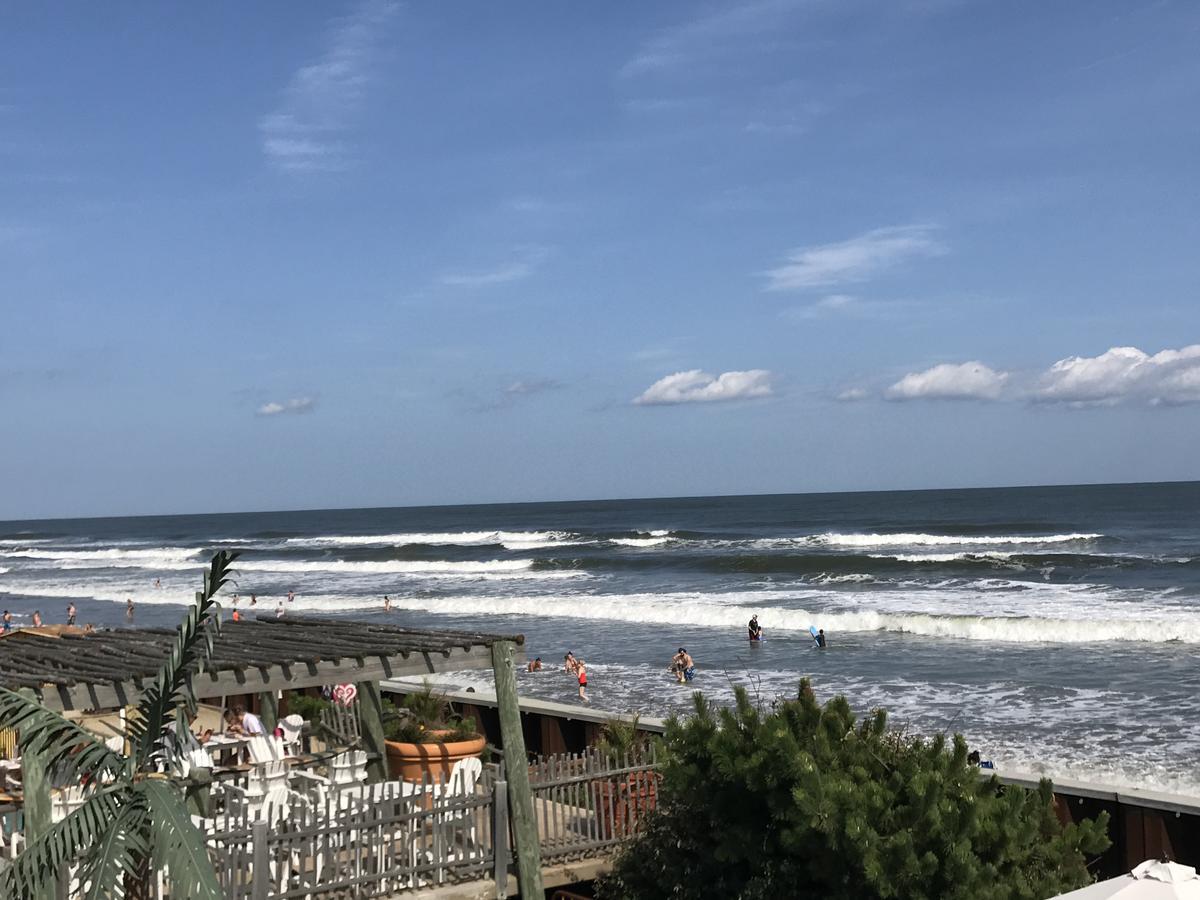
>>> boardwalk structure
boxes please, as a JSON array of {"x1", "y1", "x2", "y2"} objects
[{"x1": 0, "y1": 618, "x2": 555, "y2": 898}]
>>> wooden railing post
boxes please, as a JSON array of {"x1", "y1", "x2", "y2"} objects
[
  {"x1": 491, "y1": 640, "x2": 543, "y2": 898},
  {"x1": 356, "y1": 680, "x2": 389, "y2": 782},
  {"x1": 493, "y1": 777, "x2": 510, "y2": 899},
  {"x1": 251, "y1": 820, "x2": 270, "y2": 900},
  {"x1": 258, "y1": 690, "x2": 278, "y2": 734}
]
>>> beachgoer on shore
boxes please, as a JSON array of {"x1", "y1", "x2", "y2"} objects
[
  {"x1": 83, "y1": 623, "x2": 95, "y2": 634},
  {"x1": 527, "y1": 657, "x2": 543, "y2": 672},
  {"x1": 577, "y1": 662, "x2": 589, "y2": 702},
  {"x1": 2, "y1": 611, "x2": 12, "y2": 633},
  {"x1": 126, "y1": 598, "x2": 134, "y2": 619},
  {"x1": 231, "y1": 609, "x2": 240, "y2": 623},
  {"x1": 275, "y1": 602, "x2": 284, "y2": 618},
  {"x1": 66, "y1": 603, "x2": 77, "y2": 626},
  {"x1": 968, "y1": 750, "x2": 995, "y2": 770},
  {"x1": 287, "y1": 590, "x2": 294, "y2": 603},
  {"x1": 383, "y1": 595, "x2": 392, "y2": 612},
  {"x1": 250, "y1": 595, "x2": 257, "y2": 607},
  {"x1": 748, "y1": 615, "x2": 763, "y2": 641},
  {"x1": 31, "y1": 610, "x2": 43, "y2": 628}
]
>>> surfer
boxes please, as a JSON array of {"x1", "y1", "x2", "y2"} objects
[
  {"x1": 815, "y1": 628, "x2": 827, "y2": 649},
  {"x1": 748, "y1": 615, "x2": 763, "y2": 641}
]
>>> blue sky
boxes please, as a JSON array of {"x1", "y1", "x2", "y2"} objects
[{"x1": 3, "y1": 1, "x2": 1199, "y2": 519}]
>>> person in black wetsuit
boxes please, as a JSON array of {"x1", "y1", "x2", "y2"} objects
[{"x1": 815, "y1": 629, "x2": 827, "y2": 648}]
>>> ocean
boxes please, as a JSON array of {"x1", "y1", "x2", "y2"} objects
[{"x1": 2, "y1": 481, "x2": 1199, "y2": 795}]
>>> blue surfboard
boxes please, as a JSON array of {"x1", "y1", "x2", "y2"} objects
[{"x1": 809, "y1": 625, "x2": 819, "y2": 640}]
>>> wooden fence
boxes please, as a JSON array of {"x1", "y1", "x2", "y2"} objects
[{"x1": 196, "y1": 749, "x2": 659, "y2": 899}]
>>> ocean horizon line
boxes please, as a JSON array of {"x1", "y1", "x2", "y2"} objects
[{"x1": 3, "y1": 476, "x2": 1198, "y2": 527}]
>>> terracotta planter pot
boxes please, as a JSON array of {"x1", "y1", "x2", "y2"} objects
[
  {"x1": 592, "y1": 771, "x2": 661, "y2": 837},
  {"x1": 385, "y1": 732, "x2": 486, "y2": 783}
]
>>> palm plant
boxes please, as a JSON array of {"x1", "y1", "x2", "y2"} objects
[{"x1": 0, "y1": 550, "x2": 238, "y2": 900}]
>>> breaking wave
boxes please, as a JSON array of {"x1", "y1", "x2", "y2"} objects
[{"x1": 813, "y1": 532, "x2": 1104, "y2": 548}]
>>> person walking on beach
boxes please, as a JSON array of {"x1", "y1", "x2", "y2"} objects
[
  {"x1": 287, "y1": 590, "x2": 294, "y2": 603},
  {"x1": 748, "y1": 615, "x2": 763, "y2": 642},
  {"x1": 66, "y1": 603, "x2": 77, "y2": 626},
  {"x1": 1, "y1": 611, "x2": 11, "y2": 633},
  {"x1": 231, "y1": 608, "x2": 241, "y2": 623},
  {"x1": 126, "y1": 598, "x2": 135, "y2": 620},
  {"x1": 383, "y1": 595, "x2": 392, "y2": 612},
  {"x1": 275, "y1": 601, "x2": 285, "y2": 619}
]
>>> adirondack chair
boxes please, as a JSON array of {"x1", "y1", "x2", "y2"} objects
[{"x1": 247, "y1": 734, "x2": 288, "y2": 764}]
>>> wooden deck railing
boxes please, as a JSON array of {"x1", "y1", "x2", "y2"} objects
[{"x1": 192, "y1": 749, "x2": 659, "y2": 899}]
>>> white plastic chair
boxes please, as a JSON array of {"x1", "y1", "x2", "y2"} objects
[
  {"x1": 278, "y1": 714, "x2": 304, "y2": 756},
  {"x1": 247, "y1": 735, "x2": 287, "y2": 764}
]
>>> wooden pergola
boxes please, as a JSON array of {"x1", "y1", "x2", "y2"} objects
[{"x1": 0, "y1": 617, "x2": 547, "y2": 896}]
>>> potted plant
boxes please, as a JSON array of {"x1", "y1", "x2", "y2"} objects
[
  {"x1": 591, "y1": 715, "x2": 661, "y2": 837},
  {"x1": 383, "y1": 682, "x2": 486, "y2": 783}
]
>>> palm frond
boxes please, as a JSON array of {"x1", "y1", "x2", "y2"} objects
[
  {"x1": 131, "y1": 551, "x2": 237, "y2": 767},
  {"x1": 141, "y1": 779, "x2": 223, "y2": 900},
  {"x1": 0, "y1": 689, "x2": 125, "y2": 780},
  {"x1": 77, "y1": 792, "x2": 151, "y2": 900},
  {"x1": 0, "y1": 785, "x2": 130, "y2": 898}
]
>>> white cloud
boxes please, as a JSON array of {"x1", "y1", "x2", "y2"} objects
[
  {"x1": 256, "y1": 397, "x2": 316, "y2": 417},
  {"x1": 259, "y1": 0, "x2": 397, "y2": 173},
  {"x1": 764, "y1": 225, "x2": 945, "y2": 291},
  {"x1": 622, "y1": 0, "x2": 809, "y2": 77},
  {"x1": 634, "y1": 369, "x2": 773, "y2": 405},
  {"x1": 1035, "y1": 345, "x2": 1200, "y2": 406},
  {"x1": 438, "y1": 247, "x2": 546, "y2": 288},
  {"x1": 836, "y1": 387, "x2": 869, "y2": 402},
  {"x1": 886, "y1": 362, "x2": 1008, "y2": 401},
  {"x1": 504, "y1": 378, "x2": 561, "y2": 396}
]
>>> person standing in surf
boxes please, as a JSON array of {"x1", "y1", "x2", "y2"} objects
[
  {"x1": 577, "y1": 661, "x2": 589, "y2": 702},
  {"x1": 748, "y1": 615, "x2": 763, "y2": 641}
]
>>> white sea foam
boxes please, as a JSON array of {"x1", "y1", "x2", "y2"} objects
[
  {"x1": 814, "y1": 532, "x2": 1103, "y2": 548},
  {"x1": 0, "y1": 547, "x2": 200, "y2": 565},
  {"x1": 234, "y1": 558, "x2": 548, "y2": 576},
  {"x1": 284, "y1": 531, "x2": 577, "y2": 548},
  {"x1": 371, "y1": 589, "x2": 1200, "y2": 644},
  {"x1": 610, "y1": 537, "x2": 671, "y2": 547}
]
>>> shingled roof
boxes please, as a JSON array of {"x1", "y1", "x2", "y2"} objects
[{"x1": 0, "y1": 617, "x2": 524, "y2": 711}]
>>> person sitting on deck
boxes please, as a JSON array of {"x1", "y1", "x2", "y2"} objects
[{"x1": 225, "y1": 705, "x2": 265, "y2": 737}]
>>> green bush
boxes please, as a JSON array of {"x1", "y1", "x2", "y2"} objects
[
  {"x1": 598, "y1": 681, "x2": 1109, "y2": 900},
  {"x1": 381, "y1": 682, "x2": 480, "y2": 743}
]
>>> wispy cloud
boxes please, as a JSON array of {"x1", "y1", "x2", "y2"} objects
[
  {"x1": 1035, "y1": 345, "x2": 1200, "y2": 407},
  {"x1": 634, "y1": 369, "x2": 773, "y2": 405},
  {"x1": 622, "y1": 0, "x2": 811, "y2": 77},
  {"x1": 764, "y1": 225, "x2": 945, "y2": 292},
  {"x1": 259, "y1": 0, "x2": 397, "y2": 174},
  {"x1": 256, "y1": 397, "x2": 317, "y2": 417},
  {"x1": 504, "y1": 378, "x2": 562, "y2": 396},
  {"x1": 885, "y1": 362, "x2": 1009, "y2": 401},
  {"x1": 438, "y1": 247, "x2": 547, "y2": 288}
]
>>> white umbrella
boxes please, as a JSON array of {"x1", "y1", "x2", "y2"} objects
[{"x1": 1053, "y1": 860, "x2": 1200, "y2": 899}]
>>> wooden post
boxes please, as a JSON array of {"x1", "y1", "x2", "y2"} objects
[
  {"x1": 258, "y1": 690, "x2": 278, "y2": 734},
  {"x1": 493, "y1": 777, "x2": 510, "y2": 899},
  {"x1": 491, "y1": 640, "x2": 543, "y2": 898},
  {"x1": 356, "y1": 680, "x2": 389, "y2": 783},
  {"x1": 18, "y1": 689, "x2": 56, "y2": 900}
]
